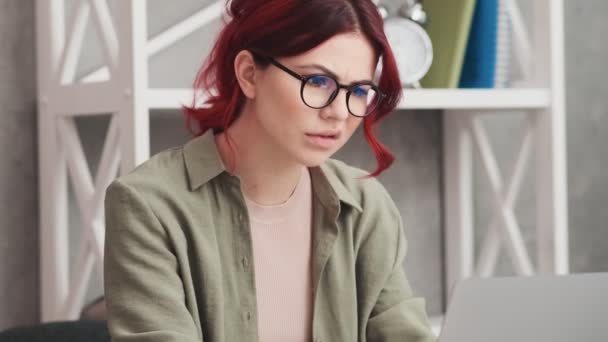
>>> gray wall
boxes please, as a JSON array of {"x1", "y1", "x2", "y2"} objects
[
  {"x1": 0, "y1": 0, "x2": 39, "y2": 330},
  {"x1": 564, "y1": 2, "x2": 608, "y2": 272},
  {"x1": 1, "y1": 0, "x2": 608, "y2": 330}
]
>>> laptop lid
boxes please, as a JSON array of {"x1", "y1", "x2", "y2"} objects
[{"x1": 438, "y1": 272, "x2": 608, "y2": 342}]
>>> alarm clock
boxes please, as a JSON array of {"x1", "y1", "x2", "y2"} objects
[{"x1": 379, "y1": 0, "x2": 433, "y2": 88}]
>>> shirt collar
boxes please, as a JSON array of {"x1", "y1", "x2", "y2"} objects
[{"x1": 182, "y1": 130, "x2": 363, "y2": 213}]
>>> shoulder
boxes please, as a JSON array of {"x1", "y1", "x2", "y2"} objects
[
  {"x1": 321, "y1": 158, "x2": 398, "y2": 217},
  {"x1": 105, "y1": 146, "x2": 189, "y2": 206},
  {"x1": 323, "y1": 159, "x2": 407, "y2": 274}
]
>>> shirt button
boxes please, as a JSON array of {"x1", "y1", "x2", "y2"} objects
[
  {"x1": 241, "y1": 256, "x2": 249, "y2": 268},
  {"x1": 246, "y1": 311, "x2": 252, "y2": 321}
]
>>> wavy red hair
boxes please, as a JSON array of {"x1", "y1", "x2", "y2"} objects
[{"x1": 182, "y1": 0, "x2": 403, "y2": 177}]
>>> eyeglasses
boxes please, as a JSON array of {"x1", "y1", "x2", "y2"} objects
[{"x1": 254, "y1": 54, "x2": 386, "y2": 117}]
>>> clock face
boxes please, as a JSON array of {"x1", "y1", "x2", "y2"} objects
[{"x1": 384, "y1": 18, "x2": 433, "y2": 85}]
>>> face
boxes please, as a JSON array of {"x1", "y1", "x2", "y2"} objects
[{"x1": 245, "y1": 33, "x2": 378, "y2": 167}]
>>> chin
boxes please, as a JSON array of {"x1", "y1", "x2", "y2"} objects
[
  {"x1": 284, "y1": 139, "x2": 341, "y2": 167},
  {"x1": 294, "y1": 151, "x2": 334, "y2": 168}
]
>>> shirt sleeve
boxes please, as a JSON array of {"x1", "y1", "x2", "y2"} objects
[
  {"x1": 103, "y1": 179, "x2": 201, "y2": 342},
  {"x1": 365, "y1": 203, "x2": 437, "y2": 342}
]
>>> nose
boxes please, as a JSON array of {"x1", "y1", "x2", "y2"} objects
[{"x1": 320, "y1": 88, "x2": 350, "y2": 121}]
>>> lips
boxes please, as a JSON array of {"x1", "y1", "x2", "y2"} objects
[
  {"x1": 305, "y1": 131, "x2": 340, "y2": 149},
  {"x1": 306, "y1": 130, "x2": 341, "y2": 139}
]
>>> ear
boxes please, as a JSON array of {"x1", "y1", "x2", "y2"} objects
[{"x1": 234, "y1": 50, "x2": 258, "y2": 99}]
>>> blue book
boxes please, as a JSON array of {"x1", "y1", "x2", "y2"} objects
[{"x1": 459, "y1": 0, "x2": 498, "y2": 88}]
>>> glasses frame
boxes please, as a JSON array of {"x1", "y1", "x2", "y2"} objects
[{"x1": 253, "y1": 53, "x2": 386, "y2": 118}]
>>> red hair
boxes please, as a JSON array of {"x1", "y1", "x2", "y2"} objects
[{"x1": 182, "y1": 0, "x2": 403, "y2": 177}]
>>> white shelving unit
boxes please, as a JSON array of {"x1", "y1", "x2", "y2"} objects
[
  {"x1": 35, "y1": 0, "x2": 568, "y2": 327},
  {"x1": 146, "y1": 88, "x2": 551, "y2": 110}
]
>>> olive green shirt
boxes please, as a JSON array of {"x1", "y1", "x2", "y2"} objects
[{"x1": 103, "y1": 130, "x2": 436, "y2": 342}]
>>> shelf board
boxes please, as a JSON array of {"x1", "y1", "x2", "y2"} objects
[
  {"x1": 147, "y1": 88, "x2": 550, "y2": 111},
  {"x1": 397, "y1": 88, "x2": 550, "y2": 110}
]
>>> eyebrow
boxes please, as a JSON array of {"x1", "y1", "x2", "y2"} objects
[{"x1": 296, "y1": 63, "x2": 374, "y2": 85}]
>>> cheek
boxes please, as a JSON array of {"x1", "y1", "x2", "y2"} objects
[
  {"x1": 335, "y1": 117, "x2": 362, "y2": 150},
  {"x1": 344, "y1": 117, "x2": 363, "y2": 137},
  {"x1": 258, "y1": 77, "x2": 309, "y2": 127}
]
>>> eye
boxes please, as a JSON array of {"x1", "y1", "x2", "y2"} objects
[
  {"x1": 306, "y1": 75, "x2": 332, "y2": 88},
  {"x1": 351, "y1": 85, "x2": 369, "y2": 98}
]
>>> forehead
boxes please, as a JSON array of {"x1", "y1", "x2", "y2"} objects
[{"x1": 282, "y1": 33, "x2": 377, "y2": 82}]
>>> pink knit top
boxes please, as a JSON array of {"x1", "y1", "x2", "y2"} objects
[{"x1": 243, "y1": 166, "x2": 314, "y2": 342}]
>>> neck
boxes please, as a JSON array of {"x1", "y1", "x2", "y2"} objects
[{"x1": 214, "y1": 107, "x2": 304, "y2": 206}]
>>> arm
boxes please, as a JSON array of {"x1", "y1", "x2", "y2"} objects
[
  {"x1": 366, "y1": 222, "x2": 436, "y2": 342},
  {"x1": 104, "y1": 180, "x2": 200, "y2": 342},
  {"x1": 365, "y1": 199, "x2": 436, "y2": 342}
]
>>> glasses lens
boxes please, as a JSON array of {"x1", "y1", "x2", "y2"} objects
[
  {"x1": 348, "y1": 84, "x2": 379, "y2": 117},
  {"x1": 302, "y1": 75, "x2": 338, "y2": 108}
]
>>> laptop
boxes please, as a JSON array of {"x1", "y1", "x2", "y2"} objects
[{"x1": 437, "y1": 272, "x2": 608, "y2": 341}]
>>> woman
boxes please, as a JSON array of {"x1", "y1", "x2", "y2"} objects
[{"x1": 103, "y1": 0, "x2": 436, "y2": 341}]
